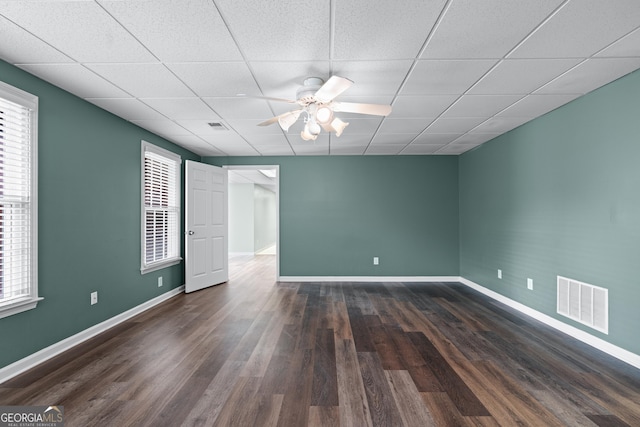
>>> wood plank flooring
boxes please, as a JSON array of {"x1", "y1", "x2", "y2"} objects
[{"x1": 2, "y1": 255, "x2": 640, "y2": 426}]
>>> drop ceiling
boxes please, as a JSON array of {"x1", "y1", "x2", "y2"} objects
[{"x1": 2, "y1": 0, "x2": 640, "y2": 156}]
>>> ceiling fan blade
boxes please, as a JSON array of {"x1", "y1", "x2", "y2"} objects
[
  {"x1": 257, "y1": 109, "x2": 302, "y2": 128},
  {"x1": 257, "y1": 116, "x2": 281, "y2": 126},
  {"x1": 314, "y1": 76, "x2": 354, "y2": 103},
  {"x1": 238, "y1": 94, "x2": 298, "y2": 104},
  {"x1": 333, "y1": 102, "x2": 392, "y2": 117},
  {"x1": 278, "y1": 110, "x2": 302, "y2": 131}
]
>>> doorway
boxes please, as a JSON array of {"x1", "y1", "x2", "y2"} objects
[{"x1": 225, "y1": 165, "x2": 279, "y2": 280}]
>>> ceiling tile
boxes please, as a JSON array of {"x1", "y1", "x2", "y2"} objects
[
  {"x1": 292, "y1": 145, "x2": 330, "y2": 156},
  {"x1": 497, "y1": 94, "x2": 581, "y2": 118},
  {"x1": 402, "y1": 60, "x2": 497, "y2": 95},
  {"x1": 332, "y1": 133, "x2": 372, "y2": 146},
  {"x1": 243, "y1": 134, "x2": 291, "y2": 146},
  {"x1": 442, "y1": 95, "x2": 524, "y2": 118},
  {"x1": 391, "y1": 95, "x2": 459, "y2": 117},
  {"x1": 249, "y1": 62, "x2": 331, "y2": 99},
  {"x1": 142, "y1": 98, "x2": 219, "y2": 120},
  {"x1": 422, "y1": 0, "x2": 564, "y2": 59},
  {"x1": 509, "y1": 0, "x2": 640, "y2": 59},
  {"x1": 200, "y1": 134, "x2": 260, "y2": 156},
  {"x1": 400, "y1": 144, "x2": 444, "y2": 155},
  {"x1": 370, "y1": 134, "x2": 418, "y2": 145},
  {"x1": 468, "y1": 59, "x2": 581, "y2": 95},
  {"x1": 436, "y1": 144, "x2": 477, "y2": 155},
  {"x1": 225, "y1": 119, "x2": 286, "y2": 135},
  {"x1": 167, "y1": 62, "x2": 261, "y2": 97},
  {"x1": 333, "y1": 0, "x2": 447, "y2": 60},
  {"x1": 413, "y1": 133, "x2": 462, "y2": 145},
  {"x1": 377, "y1": 118, "x2": 431, "y2": 134},
  {"x1": 214, "y1": 0, "x2": 330, "y2": 61},
  {"x1": 204, "y1": 97, "x2": 275, "y2": 120},
  {"x1": 86, "y1": 98, "x2": 166, "y2": 121},
  {"x1": 330, "y1": 145, "x2": 367, "y2": 155},
  {"x1": 339, "y1": 117, "x2": 383, "y2": 134},
  {"x1": 425, "y1": 117, "x2": 486, "y2": 133},
  {"x1": 16, "y1": 63, "x2": 129, "y2": 98},
  {"x1": 221, "y1": 145, "x2": 261, "y2": 156},
  {"x1": 165, "y1": 133, "x2": 209, "y2": 146},
  {"x1": 0, "y1": 15, "x2": 72, "y2": 63},
  {"x1": 256, "y1": 145, "x2": 294, "y2": 156},
  {"x1": 536, "y1": 58, "x2": 640, "y2": 95},
  {"x1": 331, "y1": 60, "x2": 414, "y2": 96},
  {"x1": 0, "y1": 1, "x2": 155, "y2": 62},
  {"x1": 86, "y1": 63, "x2": 194, "y2": 98},
  {"x1": 131, "y1": 119, "x2": 191, "y2": 137},
  {"x1": 4, "y1": 0, "x2": 638, "y2": 158},
  {"x1": 452, "y1": 133, "x2": 501, "y2": 145},
  {"x1": 470, "y1": 117, "x2": 531, "y2": 134},
  {"x1": 176, "y1": 120, "x2": 233, "y2": 136},
  {"x1": 98, "y1": 0, "x2": 242, "y2": 62},
  {"x1": 166, "y1": 135, "x2": 226, "y2": 156},
  {"x1": 365, "y1": 145, "x2": 406, "y2": 155},
  {"x1": 596, "y1": 27, "x2": 640, "y2": 58}
]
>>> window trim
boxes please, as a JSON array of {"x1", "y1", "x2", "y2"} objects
[
  {"x1": 140, "y1": 141, "x2": 182, "y2": 274},
  {"x1": 0, "y1": 80, "x2": 41, "y2": 319}
]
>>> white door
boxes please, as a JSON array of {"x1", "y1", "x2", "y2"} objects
[{"x1": 185, "y1": 160, "x2": 228, "y2": 293}]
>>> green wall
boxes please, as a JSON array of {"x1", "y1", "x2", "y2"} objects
[
  {"x1": 206, "y1": 156, "x2": 460, "y2": 277},
  {"x1": 459, "y1": 69, "x2": 640, "y2": 354},
  {"x1": 0, "y1": 60, "x2": 200, "y2": 369}
]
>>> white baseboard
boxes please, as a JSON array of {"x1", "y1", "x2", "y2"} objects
[
  {"x1": 0, "y1": 285, "x2": 185, "y2": 384},
  {"x1": 278, "y1": 276, "x2": 459, "y2": 283},
  {"x1": 458, "y1": 277, "x2": 640, "y2": 370}
]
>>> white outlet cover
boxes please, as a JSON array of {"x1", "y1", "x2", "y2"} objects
[
  {"x1": 498, "y1": 269, "x2": 502, "y2": 279},
  {"x1": 91, "y1": 291, "x2": 98, "y2": 305},
  {"x1": 527, "y1": 278, "x2": 533, "y2": 290},
  {"x1": 373, "y1": 257, "x2": 379, "y2": 265}
]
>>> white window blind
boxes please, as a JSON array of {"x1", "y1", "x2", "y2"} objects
[
  {"x1": 141, "y1": 141, "x2": 181, "y2": 273},
  {"x1": 0, "y1": 81, "x2": 39, "y2": 319}
]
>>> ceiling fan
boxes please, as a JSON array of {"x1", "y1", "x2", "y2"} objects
[{"x1": 253, "y1": 76, "x2": 392, "y2": 141}]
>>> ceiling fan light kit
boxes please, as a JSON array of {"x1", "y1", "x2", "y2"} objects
[
  {"x1": 254, "y1": 76, "x2": 392, "y2": 140},
  {"x1": 315, "y1": 105, "x2": 333, "y2": 124}
]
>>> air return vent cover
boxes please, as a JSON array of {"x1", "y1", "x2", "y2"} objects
[
  {"x1": 207, "y1": 122, "x2": 227, "y2": 130},
  {"x1": 557, "y1": 276, "x2": 608, "y2": 334}
]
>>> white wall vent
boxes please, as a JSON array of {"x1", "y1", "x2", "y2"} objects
[{"x1": 557, "y1": 276, "x2": 608, "y2": 334}]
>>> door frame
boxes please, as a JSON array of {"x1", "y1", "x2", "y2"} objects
[{"x1": 224, "y1": 165, "x2": 280, "y2": 280}]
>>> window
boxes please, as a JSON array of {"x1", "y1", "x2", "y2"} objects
[
  {"x1": 0, "y1": 81, "x2": 39, "y2": 319},
  {"x1": 141, "y1": 141, "x2": 181, "y2": 273}
]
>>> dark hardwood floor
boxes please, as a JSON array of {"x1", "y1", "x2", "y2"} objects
[{"x1": 2, "y1": 255, "x2": 640, "y2": 426}]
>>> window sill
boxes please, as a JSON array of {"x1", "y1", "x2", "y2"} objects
[
  {"x1": 140, "y1": 257, "x2": 182, "y2": 275},
  {"x1": 0, "y1": 297, "x2": 44, "y2": 320}
]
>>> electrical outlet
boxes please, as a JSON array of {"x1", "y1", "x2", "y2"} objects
[
  {"x1": 373, "y1": 257, "x2": 379, "y2": 265},
  {"x1": 158, "y1": 276, "x2": 163, "y2": 287},
  {"x1": 527, "y1": 278, "x2": 533, "y2": 290},
  {"x1": 498, "y1": 269, "x2": 502, "y2": 279},
  {"x1": 91, "y1": 291, "x2": 98, "y2": 305}
]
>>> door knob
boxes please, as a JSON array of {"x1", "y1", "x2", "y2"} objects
[{"x1": 188, "y1": 230, "x2": 195, "y2": 235}]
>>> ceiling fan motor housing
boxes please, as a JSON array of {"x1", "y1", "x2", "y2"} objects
[{"x1": 296, "y1": 77, "x2": 324, "y2": 104}]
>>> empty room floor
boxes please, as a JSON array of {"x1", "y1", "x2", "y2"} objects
[{"x1": 1, "y1": 255, "x2": 639, "y2": 426}]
